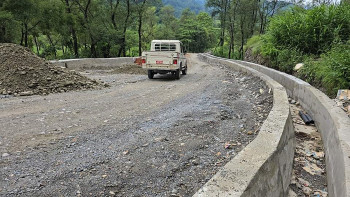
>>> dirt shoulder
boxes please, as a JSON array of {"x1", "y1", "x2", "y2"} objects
[{"x1": 0, "y1": 54, "x2": 272, "y2": 196}]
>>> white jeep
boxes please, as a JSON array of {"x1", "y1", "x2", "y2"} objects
[{"x1": 141, "y1": 40, "x2": 187, "y2": 79}]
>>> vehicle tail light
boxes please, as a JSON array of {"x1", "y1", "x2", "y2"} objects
[
  {"x1": 173, "y1": 59, "x2": 178, "y2": 65},
  {"x1": 142, "y1": 59, "x2": 146, "y2": 64}
]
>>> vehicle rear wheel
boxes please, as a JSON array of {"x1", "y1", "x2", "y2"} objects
[
  {"x1": 148, "y1": 70, "x2": 154, "y2": 79},
  {"x1": 175, "y1": 69, "x2": 180, "y2": 80}
]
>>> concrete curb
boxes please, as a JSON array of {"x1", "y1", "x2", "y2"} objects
[
  {"x1": 194, "y1": 54, "x2": 294, "y2": 196},
  {"x1": 229, "y1": 58, "x2": 350, "y2": 197},
  {"x1": 50, "y1": 57, "x2": 135, "y2": 70}
]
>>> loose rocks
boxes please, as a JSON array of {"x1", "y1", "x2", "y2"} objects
[{"x1": 0, "y1": 43, "x2": 101, "y2": 96}]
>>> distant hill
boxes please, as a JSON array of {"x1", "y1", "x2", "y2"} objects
[{"x1": 162, "y1": 0, "x2": 207, "y2": 17}]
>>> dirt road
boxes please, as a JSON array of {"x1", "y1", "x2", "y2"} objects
[{"x1": 0, "y1": 54, "x2": 272, "y2": 196}]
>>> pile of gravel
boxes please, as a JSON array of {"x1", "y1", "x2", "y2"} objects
[{"x1": 0, "y1": 43, "x2": 101, "y2": 96}]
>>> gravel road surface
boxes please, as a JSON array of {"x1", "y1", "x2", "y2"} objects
[{"x1": 0, "y1": 54, "x2": 272, "y2": 196}]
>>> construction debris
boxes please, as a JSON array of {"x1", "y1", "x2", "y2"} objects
[
  {"x1": 289, "y1": 99, "x2": 328, "y2": 196},
  {"x1": 299, "y1": 111, "x2": 315, "y2": 125},
  {"x1": 0, "y1": 43, "x2": 101, "y2": 96},
  {"x1": 335, "y1": 89, "x2": 350, "y2": 118}
]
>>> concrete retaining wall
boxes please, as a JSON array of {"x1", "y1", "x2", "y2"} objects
[
  {"x1": 202, "y1": 54, "x2": 350, "y2": 197},
  {"x1": 50, "y1": 57, "x2": 135, "y2": 70},
  {"x1": 194, "y1": 54, "x2": 294, "y2": 196}
]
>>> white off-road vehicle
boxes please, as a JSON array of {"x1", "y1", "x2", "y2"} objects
[{"x1": 141, "y1": 40, "x2": 187, "y2": 79}]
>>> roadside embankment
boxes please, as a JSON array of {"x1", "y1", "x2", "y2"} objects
[
  {"x1": 50, "y1": 57, "x2": 135, "y2": 70},
  {"x1": 229, "y1": 57, "x2": 350, "y2": 197},
  {"x1": 194, "y1": 54, "x2": 294, "y2": 196}
]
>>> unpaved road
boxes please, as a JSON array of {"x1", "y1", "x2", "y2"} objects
[{"x1": 0, "y1": 54, "x2": 272, "y2": 196}]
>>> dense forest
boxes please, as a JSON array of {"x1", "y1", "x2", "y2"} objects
[
  {"x1": 0, "y1": 0, "x2": 215, "y2": 59},
  {"x1": 0, "y1": 0, "x2": 349, "y2": 96}
]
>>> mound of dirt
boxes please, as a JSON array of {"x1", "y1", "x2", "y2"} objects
[
  {"x1": 0, "y1": 43, "x2": 102, "y2": 96},
  {"x1": 110, "y1": 64, "x2": 147, "y2": 75}
]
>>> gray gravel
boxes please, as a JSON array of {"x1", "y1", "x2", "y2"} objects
[{"x1": 0, "y1": 54, "x2": 272, "y2": 197}]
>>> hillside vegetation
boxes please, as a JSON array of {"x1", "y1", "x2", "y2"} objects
[
  {"x1": 0, "y1": 0, "x2": 215, "y2": 58},
  {"x1": 246, "y1": 4, "x2": 350, "y2": 97},
  {"x1": 1, "y1": 0, "x2": 349, "y2": 97}
]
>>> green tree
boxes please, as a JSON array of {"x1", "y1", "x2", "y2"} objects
[{"x1": 2, "y1": 0, "x2": 40, "y2": 47}]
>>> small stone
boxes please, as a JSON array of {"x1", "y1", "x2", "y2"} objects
[
  {"x1": 123, "y1": 150, "x2": 129, "y2": 155},
  {"x1": 302, "y1": 186, "x2": 312, "y2": 196},
  {"x1": 247, "y1": 131, "x2": 253, "y2": 135},
  {"x1": 141, "y1": 143, "x2": 149, "y2": 147},
  {"x1": 2, "y1": 153, "x2": 10, "y2": 157},
  {"x1": 259, "y1": 89, "x2": 264, "y2": 94},
  {"x1": 297, "y1": 177, "x2": 310, "y2": 187},
  {"x1": 102, "y1": 175, "x2": 108, "y2": 178},
  {"x1": 224, "y1": 142, "x2": 233, "y2": 149},
  {"x1": 109, "y1": 191, "x2": 115, "y2": 195},
  {"x1": 19, "y1": 91, "x2": 33, "y2": 96}
]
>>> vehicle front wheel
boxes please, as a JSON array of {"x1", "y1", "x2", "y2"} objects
[{"x1": 148, "y1": 70, "x2": 154, "y2": 79}]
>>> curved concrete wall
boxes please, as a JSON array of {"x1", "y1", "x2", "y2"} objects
[
  {"x1": 50, "y1": 57, "x2": 135, "y2": 70},
  {"x1": 232, "y1": 59, "x2": 350, "y2": 197},
  {"x1": 194, "y1": 54, "x2": 294, "y2": 196},
  {"x1": 202, "y1": 54, "x2": 350, "y2": 197}
]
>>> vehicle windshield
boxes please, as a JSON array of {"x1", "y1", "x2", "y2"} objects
[{"x1": 154, "y1": 43, "x2": 176, "y2": 51}]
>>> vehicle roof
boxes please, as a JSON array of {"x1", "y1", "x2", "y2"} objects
[{"x1": 151, "y1": 40, "x2": 182, "y2": 43}]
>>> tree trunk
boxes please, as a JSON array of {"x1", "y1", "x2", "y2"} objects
[
  {"x1": 64, "y1": 0, "x2": 79, "y2": 57},
  {"x1": 250, "y1": 6, "x2": 258, "y2": 36},
  {"x1": 228, "y1": 22, "x2": 235, "y2": 59},
  {"x1": 20, "y1": 26, "x2": 24, "y2": 46},
  {"x1": 0, "y1": 26, "x2": 5, "y2": 42},
  {"x1": 34, "y1": 36, "x2": 40, "y2": 55},
  {"x1": 138, "y1": 14, "x2": 142, "y2": 56},
  {"x1": 90, "y1": 37, "x2": 97, "y2": 58},
  {"x1": 110, "y1": 0, "x2": 120, "y2": 29},
  {"x1": 240, "y1": 16, "x2": 245, "y2": 59},
  {"x1": 118, "y1": 0, "x2": 130, "y2": 57},
  {"x1": 138, "y1": 0, "x2": 147, "y2": 57},
  {"x1": 24, "y1": 23, "x2": 28, "y2": 47},
  {"x1": 47, "y1": 34, "x2": 57, "y2": 58}
]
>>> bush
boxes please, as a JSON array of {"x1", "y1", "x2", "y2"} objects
[
  {"x1": 298, "y1": 42, "x2": 350, "y2": 97},
  {"x1": 245, "y1": 35, "x2": 263, "y2": 55},
  {"x1": 245, "y1": 4, "x2": 350, "y2": 97},
  {"x1": 267, "y1": 5, "x2": 350, "y2": 55}
]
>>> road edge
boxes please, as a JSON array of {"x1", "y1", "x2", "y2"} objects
[
  {"x1": 193, "y1": 54, "x2": 294, "y2": 196},
  {"x1": 230, "y1": 58, "x2": 350, "y2": 197}
]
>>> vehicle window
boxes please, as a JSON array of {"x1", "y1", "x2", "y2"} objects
[
  {"x1": 154, "y1": 43, "x2": 176, "y2": 51},
  {"x1": 155, "y1": 44, "x2": 161, "y2": 51}
]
